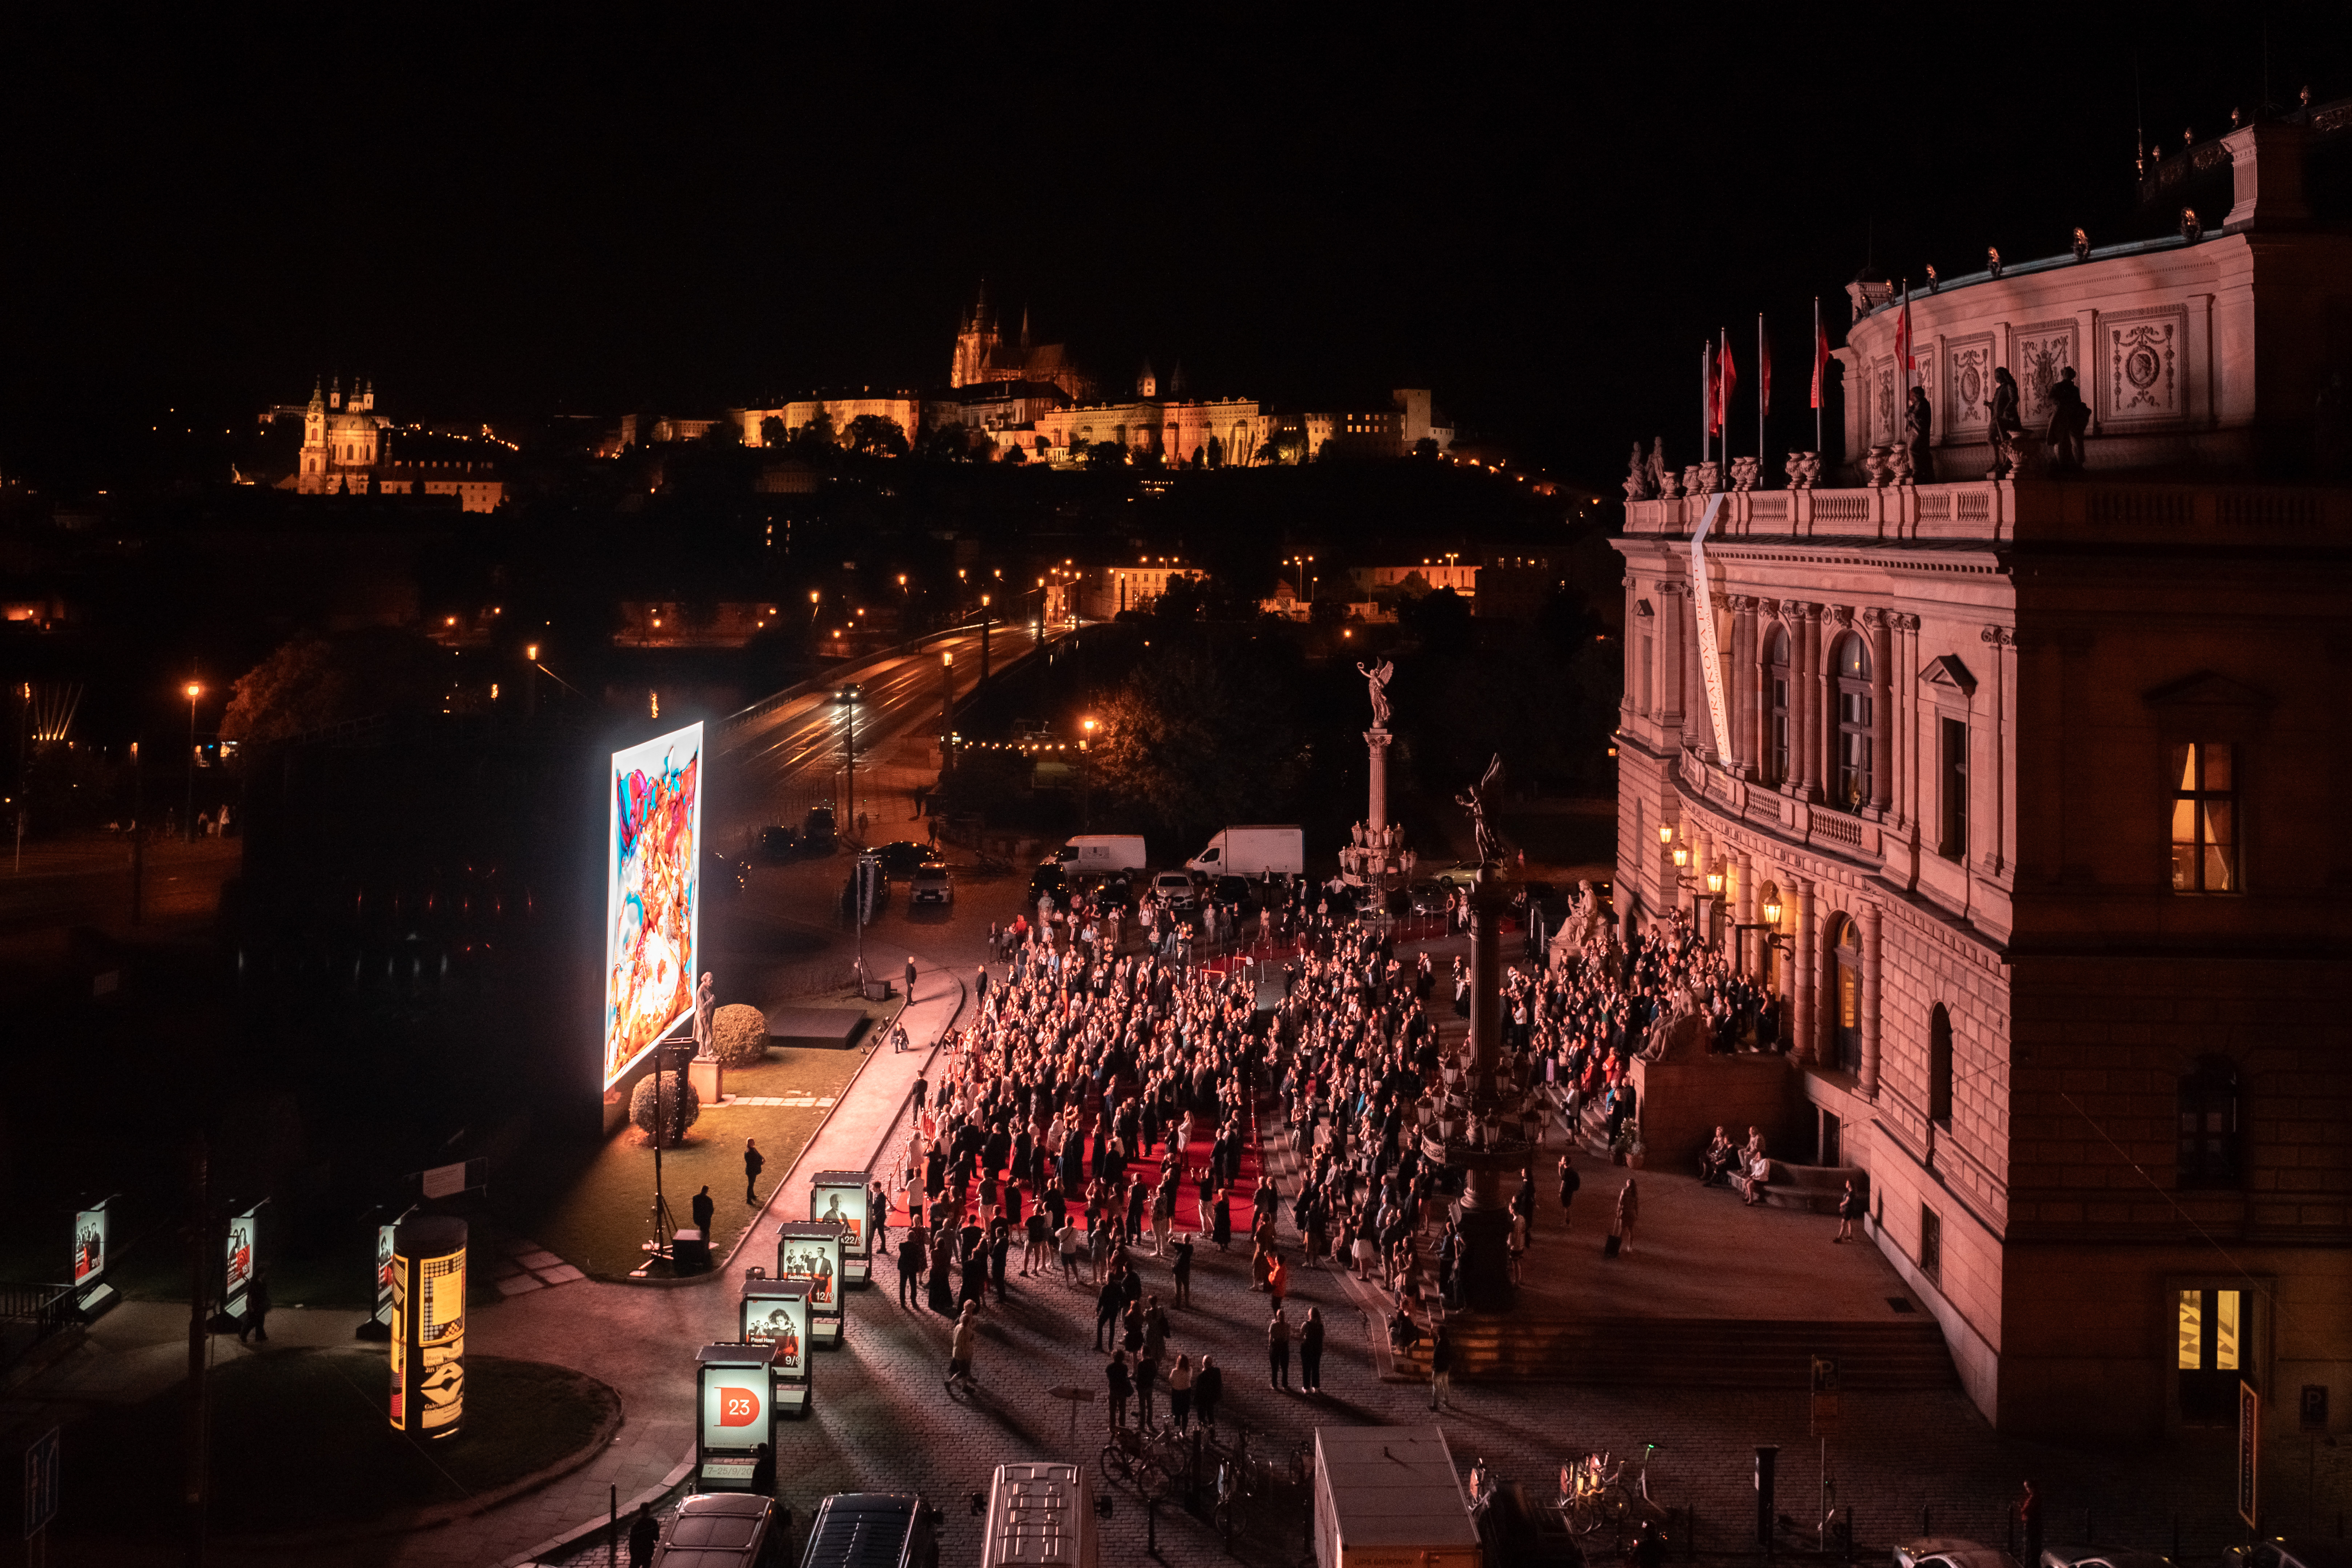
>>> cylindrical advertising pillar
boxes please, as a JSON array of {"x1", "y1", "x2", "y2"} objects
[{"x1": 390, "y1": 1215, "x2": 468, "y2": 1440}]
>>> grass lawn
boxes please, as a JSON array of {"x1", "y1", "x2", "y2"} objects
[
  {"x1": 55, "y1": 1349, "x2": 617, "y2": 1541},
  {"x1": 511, "y1": 999, "x2": 896, "y2": 1279}
]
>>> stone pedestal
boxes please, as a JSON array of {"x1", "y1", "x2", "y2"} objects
[
  {"x1": 1456, "y1": 873, "x2": 1516, "y2": 1311},
  {"x1": 1365, "y1": 727, "x2": 1391, "y2": 833},
  {"x1": 689, "y1": 1056, "x2": 725, "y2": 1107}
]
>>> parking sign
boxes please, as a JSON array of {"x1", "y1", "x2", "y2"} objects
[{"x1": 24, "y1": 1427, "x2": 59, "y2": 1540}]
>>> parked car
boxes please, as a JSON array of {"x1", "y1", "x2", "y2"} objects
[
  {"x1": 908, "y1": 864, "x2": 953, "y2": 906},
  {"x1": 2227, "y1": 1541, "x2": 2352, "y2": 1568},
  {"x1": 803, "y1": 804, "x2": 838, "y2": 850},
  {"x1": 870, "y1": 840, "x2": 933, "y2": 877},
  {"x1": 1428, "y1": 861, "x2": 1483, "y2": 889},
  {"x1": 1029, "y1": 861, "x2": 1066, "y2": 899},
  {"x1": 801, "y1": 1492, "x2": 939, "y2": 1568},
  {"x1": 2041, "y1": 1550, "x2": 2174, "y2": 1568},
  {"x1": 840, "y1": 865, "x2": 890, "y2": 917},
  {"x1": 1407, "y1": 879, "x2": 1451, "y2": 914},
  {"x1": 757, "y1": 824, "x2": 802, "y2": 862},
  {"x1": 1150, "y1": 871, "x2": 1199, "y2": 911},
  {"x1": 1896, "y1": 1539, "x2": 2025, "y2": 1568},
  {"x1": 654, "y1": 1491, "x2": 782, "y2": 1567},
  {"x1": 1210, "y1": 875, "x2": 1262, "y2": 912}
]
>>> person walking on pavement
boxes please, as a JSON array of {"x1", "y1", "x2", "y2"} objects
[
  {"x1": 237, "y1": 1273, "x2": 272, "y2": 1344},
  {"x1": 744, "y1": 1138, "x2": 764, "y2": 1204},
  {"x1": 1106, "y1": 1348, "x2": 1133, "y2": 1430},
  {"x1": 1094, "y1": 1271, "x2": 1122, "y2": 1351},
  {"x1": 870, "y1": 1181, "x2": 891, "y2": 1254},
  {"x1": 628, "y1": 1503, "x2": 659, "y2": 1567},
  {"x1": 948, "y1": 1303, "x2": 979, "y2": 1390},
  {"x1": 750, "y1": 1442, "x2": 775, "y2": 1498},
  {"x1": 1267, "y1": 1304, "x2": 1292, "y2": 1390},
  {"x1": 1557, "y1": 1151, "x2": 1580, "y2": 1230},
  {"x1": 1171, "y1": 1232, "x2": 1194, "y2": 1307},
  {"x1": 905, "y1": 955, "x2": 918, "y2": 1001},
  {"x1": 1300, "y1": 1305, "x2": 1325, "y2": 1393},
  {"x1": 1429, "y1": 1320, "x2": 1455, "y2": 1411},
  {"x1": 1615, "y1": 1175, "x2": 1640, "y2": 1256},
  {"x1": 691, "y1": 1185, "x2": 715, "y2": 1238},
  {"x1": 1138, "y1": 1296, "x2": 1166, "y2": 1426},
  {"x1": 1835, "y1": 1179, "x2": 1860, "y2": 1242}
]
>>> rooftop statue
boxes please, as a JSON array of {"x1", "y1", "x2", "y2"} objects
[{"x1": 1356, "y1": 656, "x2": 1395, "y2": 729}]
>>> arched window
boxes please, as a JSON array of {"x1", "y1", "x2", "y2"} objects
[
  {"x1": 1765, "y1": 624, "x2": 1792, "y2": 784},
  {"x1": 2179, "y1": 1057, "x2": 2240, "y2": 1187},
  {"x1": 1927, "y1": 1004, "x2": 1954, "y2": 1129},
  {"x1": 1830, "y1": 915, "x2": 1863, "y2": 1076},
  {"x1": 1833, "y1": 632, "x2": 1873, "y2": 809}
]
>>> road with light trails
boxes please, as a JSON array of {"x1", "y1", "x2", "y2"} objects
[{"x1": 709, "y1": 620, "x2": 1068, "y2": 840}]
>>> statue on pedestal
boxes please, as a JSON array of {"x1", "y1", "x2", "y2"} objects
[
  {"x1": 1356, "y1": 657, "x2": 1395, "y2": 729},
  {"x1": 1455, "y1": 753, "x2": 1506, "y2": 870},
  {"x1": 693, "y1": 970, "x2": 716, "y2": 1059}
]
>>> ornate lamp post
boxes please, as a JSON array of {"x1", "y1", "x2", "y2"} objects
[{"x1": 182, "y1": 680, "x2": 202, "y2": 842}]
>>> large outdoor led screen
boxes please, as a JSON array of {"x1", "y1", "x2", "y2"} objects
[{"x1": 604, "y1": 722, "x2": 704, "y2": 1089}]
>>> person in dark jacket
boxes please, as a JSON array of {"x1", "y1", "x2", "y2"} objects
[
  {"x1": 1429, "y1": 1322, "x2": 1455, "y2": 1411},
  {"x1": 1300, "y1": 1306, "x2": 1326, "y2": 1393},
  {"x1": 744, "y1": 1138, "x2": 765, "y2": 1204},
  {"x1": 628, "y1": 1503, "x2": 659, "y2": 1567},
  {"x1": 1193, "y1": 1353, "x2": 1224, "y2": 1431},
  {"x1": 691, "y1": 1185, "x2": 716, "y2": 1237},
  {"x1": 1106, "y1": 1350, "x2": 1133, "y2": 1430},
  {"x1": 899, "y1": 1225, "x2": 928, "y2": 1307}
]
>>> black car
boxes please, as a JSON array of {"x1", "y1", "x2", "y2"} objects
[
  {"x1": 1211, "y1": 875, "x2": 1262, "y2": 912},
  {"x1": 870, "y1": 840, "x2": 933, "y2": 877},
  {"x1": 757, "y1": 824, "x2": 802, "y2": 862},
  {"x1": 804, "y1": 804, "x2": 838, "y2": 850},
  {"x1": 1029, "y1": 861, "x2": 1066, "y2": 898}
]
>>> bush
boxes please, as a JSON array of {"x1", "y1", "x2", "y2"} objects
[
  {"x1": 711, "y1": 1004, "x2": 769, "y2": 1067},
  {"x1": 628, "y1": 1073, "x2": 701, "y2": 1140}
]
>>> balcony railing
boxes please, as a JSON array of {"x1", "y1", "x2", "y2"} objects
[{"x1": 1624, "y1": 478, "x2": 2352, "y2": 544}]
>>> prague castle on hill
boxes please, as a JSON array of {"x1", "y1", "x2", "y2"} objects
[{"x1": 738, "y1": 286, "x2": 1452, "y2": 467}]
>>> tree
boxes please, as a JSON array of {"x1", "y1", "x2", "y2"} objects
[
  {"x1": 1085, "y1": 438, "x2": 1130, "y2": 470},
  {"x1": 791, "y1": 409, "x2": 838, "y2": 454},
  {"x1": 1413, "y1": 437, "x2": 1443, "y2": 459},
  {"x1": 1092, "y1": 642, "x2": 1305, "y2": 840},
  {"x1": 1206, "y1": 434, "x2": 1225, "y2": 468},
  {"x1": 760, "y1": 415, "x2": 787, "y2": 448},
  {"x1": 916, "y1": 421, "x2": 974, "y2": 462},
  {"x1": 219, "y1": 629, "x2": 443, "y2": 745},
  {"x1": 845, "y1": 414, "x2": 909, "y2": 458},
  {"x1": 1001, "y1": 441, "x2": 1026, "y2": 465}
]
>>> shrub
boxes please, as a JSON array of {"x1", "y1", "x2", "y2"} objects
[
  {"x1": 628, "y1": 1073, "x2": 701, "y2": 1140},
  {"x1": 711, "y1": 1004, "x2": 769, "y2": 1067}
]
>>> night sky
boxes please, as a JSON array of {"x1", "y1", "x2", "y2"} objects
[{"x1": 8, "y1": 8, "x2": 2350, "y2": 489}]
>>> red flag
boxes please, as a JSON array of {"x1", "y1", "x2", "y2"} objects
[
  {"x1": 1811, "y1": 314, "x2": 1830, "y2": 409},
  {"x1": 1895, "y1": 287, "x2": 1914, "y2": 376},
  {"x1": 1703, "y1": 344, "x2": 1718, "y2": 434},
  {"x1": 1760, "y1": 328, "x2": 1773, "y2": 418},
  {"x1": 1716, "y1": 341, "x2": 1737, "y2": 433}
]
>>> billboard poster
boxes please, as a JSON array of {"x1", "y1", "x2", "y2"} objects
[
  {"x1": 741, "y1": 1294, "x2": 808, "y2": 1373},
  {"x1": 603, "y1": 722, "x2": 704, "y2": 1090},
  {"x1": 73, "y1": 1205, "x2": 108, "y2": 1287},
  {"x1": 811, "y1": 1177, "x2": 868, "y2": 1258},
  {"x1": 417, "y1": 1249, "x2": 466, "y2": 1434},
  {"x1": 224, "y1": 1207, "x2": 258, "y2": 1307},
  {"x1": 777, "y1": 1229, "x2": 841, "y2": 1311},
  {"x1": 375, "y1": 1223, "x2": 398, "y2": 1324}
]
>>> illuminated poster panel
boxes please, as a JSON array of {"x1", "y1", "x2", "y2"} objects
[
  {"x1": 223, "y1": 1205, "x2": 260, "y2": 1315},
  {"x1": 809, "y1": 1170, "x2": 871, "y2": 1283},
  {"x1": 390, "y1": 1215, "x2": 468, "y2": 1439},
  {"x1": 73, "y1": 1205, "x2": 108, "y2": 1288},
  {"x1": 374, "y1": 1223, "x2": 398, "y2": 1325},
  {"x1": 775, "y1": 1223, "x2": 844, "y2": 1344},
  {"x1": 695, "y1": 1343, "x2": 775, "y2": 1488},
  {"x1": 603, "y1": 722, "x2": 704, "y2": 1089},
  {"x1": 740, "y1": 1282, "x2": 810, "y2": 1376}
]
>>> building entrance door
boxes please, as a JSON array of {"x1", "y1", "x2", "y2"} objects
[
  {"x1": 1831, "y1": 917, "x2": 1863, "y2": 1075},
  {"x1": 2177, "y1": 1286, "x2": 2248, "y2": 1425}
]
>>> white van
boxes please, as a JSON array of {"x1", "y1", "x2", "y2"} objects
[
  {"x1": 1187, "y1": 825, "x2": 1304, "y2": 880},
  {"x1": 1056, "y1": 835, "x2": 1147, "y2": 877},
  {"x1": 979, "y1": 1462, "x2": 1097, "y2": 1568}
]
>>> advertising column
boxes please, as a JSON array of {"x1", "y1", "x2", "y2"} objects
[
  {"x1": 740, "y1": 1278, "x2": 813, "y2": 1416},
  {"x1": 73, "y1": 1196, "x2": 117, "y2": 1319},
  {"x1": 809, "y1": 1171, "x2": 871, "y2": 1285},
  {"x1": 389, "y1": 1215, "x2": 468, "y2": 1440},
  {"x1": 221, "y1": 1201, "x2": 265, "y2": 1325},
  {"x1": 775, "y1": 1223, "x2": 845, "y2": 1346},
  {"x1": 696, "y1": 1343, "x2": 779, "y2": 1491}
]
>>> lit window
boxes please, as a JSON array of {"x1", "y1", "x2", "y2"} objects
[
  {"x1": 2170, "y1": 743, "x2": 2236, "y2": 892},
  {"x1": 1833, "y1": 634, "x2": 1873, "y2": 809}
]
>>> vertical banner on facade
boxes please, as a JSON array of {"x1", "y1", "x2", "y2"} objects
[
  {"x1": 2238, "y1": 1380, "x2": 2260, "y2": 1528},
  {"x1": 1689, "y1": 494, "x2": 1736, "y2": 763}
]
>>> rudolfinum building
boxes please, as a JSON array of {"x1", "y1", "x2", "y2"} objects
[{"x1": 1609, "y1": 112, "x2": 2352, "y2": 1438}]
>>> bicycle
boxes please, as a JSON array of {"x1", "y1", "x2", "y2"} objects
[{"x1": 1099, "y1": 1423, "x2": 1176, "y2": 1500}]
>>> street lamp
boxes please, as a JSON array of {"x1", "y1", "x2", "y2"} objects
[
  {"x1": 183, "y1": 680, "x2": 201, "y2": 842},
  {"x1": 1079, "y1": 717, "x2": 1098, "y2": 828}
]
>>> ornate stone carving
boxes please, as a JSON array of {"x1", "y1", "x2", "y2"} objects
[
  {"x1": 1729, "y1": 455, "x2": 1760, "y2": 492},
  {"x1": 1862, "y1": 446, "x2": 1891, "y2": 487},
  {"x1": 1624, "y1": 440, "x2": 1652, "y2": 501},
  {"x1": 1828, "y1": 605, "x2": 1855, "y2": 628},
  {"x1": 1656, "y1": 462, "x2": 1682, "y2": 499},
  {"x1": 2016, "y1": 322, "x2": 2078, "y2": 430},
  {"x1": 1979, "y1": 626, "x2": 2015, "y2": 647},
  {"x1": 1885, "y1": 439, "x2": 1915, "y2": 485},
  {"x1": 2099, "y1": 306, "x2": 2189, "y2": 430},
  {"x1": 1946, "y1": 335, "x2": 1994, "y2": 435}
]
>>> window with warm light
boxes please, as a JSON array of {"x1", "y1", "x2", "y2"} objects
[{"x1": 2170, "y1": 743, "x2": 2236, "y2": 892}]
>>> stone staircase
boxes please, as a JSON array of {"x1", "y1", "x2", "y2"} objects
[{"x1": 1392, "y1": 1314, "x2": 1958, "y2": 1389}]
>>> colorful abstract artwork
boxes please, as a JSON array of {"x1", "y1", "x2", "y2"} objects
[{"x1": 604, "y1": 723, "x2": 704, "y2": 1088}]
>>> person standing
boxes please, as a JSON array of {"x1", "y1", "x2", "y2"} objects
[
  {"x1": 1557, "y1": 1152, "x2": 1580, "y2": 1230},
  {"x1": 1835, "y1": 1179, "x2": 1860, "y2": 1243},
  {"x1": 744, "y1": 1138, "x2": 765, "y2": 1204},
  {"x1": 870, "y1": 1181, "x2": 891, "y2": 1254},
  {"x1": 691, "y1": 1183, "x2": 716, "y2": 1241},
  {"x1": 1106, "y1": 1349, "x2": 1133, "y2": 1430},
  {"x1": 1094, "y1": 1271, "x2": 1122, "y2": 1351},
  {"x1": 1194, "y1": 1352, "x2": 1223, "y2": 1431},
  {"x1": 2019, "y1": 1481, "x2": 2042, "y2": 1568},
  {"x1": 628, "y1": 1503, "x2": 659, "y2": 1568},
  {"x1": 1267, "y1": 1252, "x2": 1290, "y2": 1310},
  {"x1": 949, "y1": 1303, "x2": 978, "y2": 1389},
  {"x1": 1300, "y1": 1306, "x2": 1325, "y2": 1394},
  {"x1": 1267, "y1": 1305, "x2": 1292, "y2": 1390},
  {"x1": 905, "y1": 955, "x2": 918, "y2": 1001},
  {"x1": 1171, "y1": 1232, "x2": 1194, "y2": 1308},
  {"x1": 899, "y1": 1225, "x2": 927, "y2": 1308},
  {"x1": 1615, "y1": 1176, "x2": 1640, "y2": 1256},
  {"x1": 2046, "y1": 367, "x2": 2088, "y2": 471},
  {"x1": 1429, "y1": 1320, "x2": 1455, "y2": 1411},
  {"x1": 238, "y1": 1273, "x2": 272, "y2": 1345},
  {"x1": 1906, "y1": 385, "x2": 1934, "y2": 482},
  {"x1": 750, "y1": 1442, "x2": 775, "y2": 1498},
  {"x1": 1167, "y1": 1352, "x2": 1195, "y2": 1430}
]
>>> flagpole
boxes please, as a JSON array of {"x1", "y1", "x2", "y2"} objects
[
  {"x1": 1813, "y1": 295, "x2": 1823, "y2": 454},
  {"x1": 1719, "y1": 327, "x2": 1729, "y2": 462},
  {"x1": 1757, "y1": 311, "x2": 1766, "y2": 484},
  {"x1": 1700, "y1": 339, "x2": 1709, "y2": 469}
]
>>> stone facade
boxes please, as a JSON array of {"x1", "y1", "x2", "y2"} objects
[
  {"x1": 290, "y1": 380, "x2": 506, "y2": 511},
  {"x1": 1613, "y1": 135, "x2": 2352, "y2": 1440}
]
